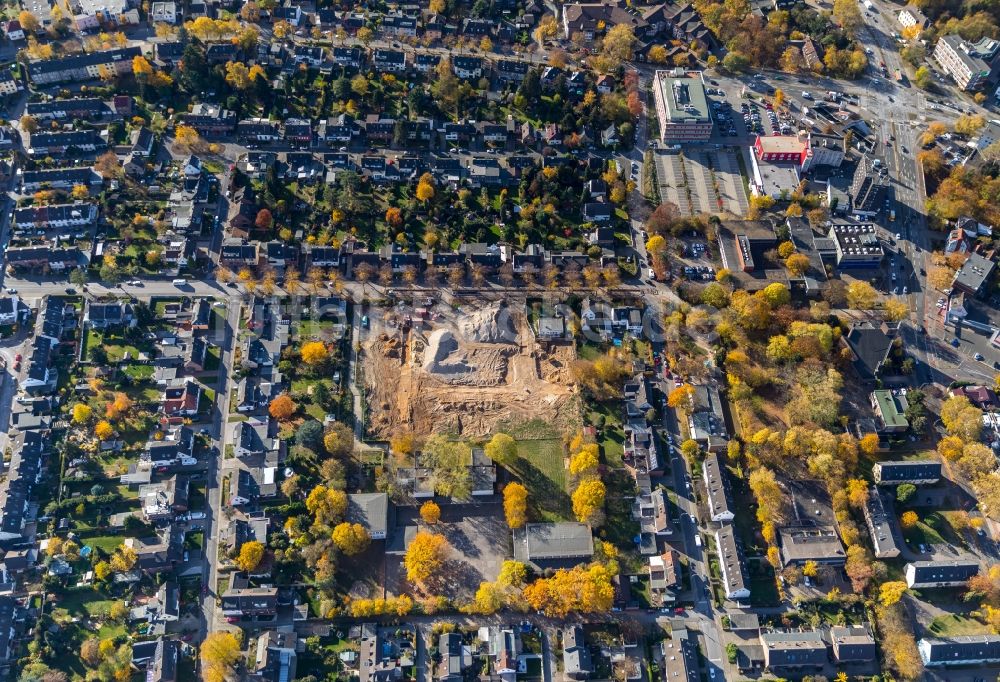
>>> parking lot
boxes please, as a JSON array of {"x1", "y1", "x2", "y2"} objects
[{"x1": 654, "y1": 148, "x2": 749, "y2": 217}]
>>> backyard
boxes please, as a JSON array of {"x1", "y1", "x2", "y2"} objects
[{"x1": 507, "y1": 438, "x2": 570, "y2": 523}]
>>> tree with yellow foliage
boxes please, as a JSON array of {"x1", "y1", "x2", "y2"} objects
[
  {"x1": 484, "y1": 432, "x2": 517, "y2": 466},
  {"x1": 879, "y1": 580, "x2": 909, "y2": 606},
  {"x1": 404, "y1": 530, "x2": 448, "y2": 585},
  {"x1": 569, "y1": 445, "x2": 600, "y2": 477},
  {"x1": 419, "y1": 501, "x2": 441, "y2": 524},
  {"x1": 236, "y1": 540, "x2": 265, "y2": 571},
  {"x1": 332, "y1": 522, "x2": 371, "y2": 555},
  {"x1": 70, "y1": 184, "x2": 89, "y2": 200},
  {"x1": 859, "y1": 433, "x2": 880, "y2": 455},
  {"x1": 305, "y1": 485, "x2": 348, "y2": 527},
  {"x1": 572, "y1": 478, "x2": 606, "y2": 525},
  {"x1": 94, "y1": 421, "x2": 114, "y2": 441},
  {"x1": 18, "y1": 10, "x2": 39, "y2": 33},
  {"x1": 900, "y1": 510, "x2": 919, "y2": 528},
  {"x1": 109, "y1": 546, "x2": 137, "y2": 573},
  {"x1": 415, "y1": 172, "x2": 435, "y2": 202},
  {"x1": 503, "y1": 482, "x2": 528, "y2": 529},
  {"x1": 846, "y1": 280, "x2": 878, "y2": 309},
  {"x1": 201, "y1": 631, "x2": 241, "y2": 682},
  {"x1": 72, "y1": 403, "x2": 92, "y2": 424},
  {"x1": 666, "y1": 384, "x2": 695, "y2": 408},
  {"x1": 802, "y1": 560, "x2": 818, "y2": 578},
  {"x1": 174, "y1": 124, "x2": 201, "y2": 150},
  {"x1": 523, "y1": 563, "x2": 615, "y2": 616},
  {"x1": 300, "y1": 341, "x2": 329, "y2": 366}
]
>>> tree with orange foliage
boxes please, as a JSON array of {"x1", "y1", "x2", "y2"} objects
[
  {"x1": 269, "y1": 394, "x2": 296, "y2": 420},
  {"x1": 385, "y1": 207, "x2": 403, "y2": 227}
]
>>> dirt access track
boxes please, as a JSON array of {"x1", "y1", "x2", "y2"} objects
[{"x1": 363, "y1": 302, "x2": 579, "y2": 439}]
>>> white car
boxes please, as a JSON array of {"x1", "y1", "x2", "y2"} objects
[
  {"x1": 648, "y1": 268, "x2": 656, "y2": 280},
  {"x1": 187, "y1": 511, "x2": 206, "y2": 520}
]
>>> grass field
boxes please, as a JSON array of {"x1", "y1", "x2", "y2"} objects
[
  {"x1": 928, "y1": 614, "x2": 990, "y2": 637},
  {"x1": 902, "y1": 511, "x2": 962, "y2": 548},
  {"x1": 510, "y1": 438, "x2": 570, "y2": 522}
]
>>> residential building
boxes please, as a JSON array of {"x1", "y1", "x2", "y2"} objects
[
  {"x1": 870, "y1": 389, "x2": 909, "y2": 433},
  {"x1": 648, "y1": 550, "x2": 680, "y2": 605},
  {"x1": 898, "y1": 5, "x2": 929, "y2": 28},
  {"x1": 26, "y1": 97, "x2": 113, "y2": 121},
  {"x1": 27, "y1": 47, "x2": 141, "y2": 84},
  {"x1": 951, "y1": 251, "x2": 995, "y2": 297},
  {"x1": 828, "y1": 223, "x2": 884, "y2": 268},
  {"x1": 563, "y1": 626, "x2": 592, "y2": 680},
  {"x1": 864, "y1": 488, "x2": 901, "y2": 559},
  {"x1": 918, "y1": 635, "x2": 1000, "y2": 666},
  {"x1": 760, "y1": 630, "x2": 827, "y2": 670},
  {"x1": 26, "y1": 130, "x2": 103, "y2": 157},
  {"x1": 688, "y1": 384, "x2": 728, "y2": 451},
  {"x1": 652, "y1": 70, "x2": 713, "y2": 142},
  {"x1": 13, "y1": 203, "x2": 97, "y2": 231},
  {"x1": 438, "y1": 631, "x2": 471, "y2": 681},
  {"x1": 150, "y1": 1, "x2": 177, "y2": 23},
  {"x1": 84, "y1": 300, "x2": 134, "y2": 329},
  {"x1": 933, "y1": 34, "x2": 998, "y2": 91},
  {"x1": 830, "y1": 625, "x2": 877, "y2": 664},
  {"x1": 660, "y1": 635, "x2": 699, "y2": 682},
  {"x1": 872, "y1": 460, "x2": 941, "y2": 485},
  {"x1": 562, "y1": 1, "x2": 668, "y2": 41},
  {"x1": 716, "y1": 525, "x2": 750, "y2": 600},
  {"x1": 254, "y1": 631, "x2": 297, "y2": 682},
  {"x1": 844, "y1": 322, "x2": 897, "y2": 384},
  {"x1": 347, "y1": 493, "x2": 392, "y2": 540},
  {"x1": 777, "y1": 526, "x2": 846, "y2": 567},
  {"x1": 220, "y1": 586, "x2": 278, "y2": 620},
  {"x1": 19, "y1": 166, "x2": 100, "y2": 192},
  {"x1": 905, "y1": 560, "x2": 980, "y2": 588},
  {"x1": 850, "y1": 156, "x2": 889, "y2": 215},
  {"x1": 703, "y1": 452, "x2": 734, "y2": 522}
]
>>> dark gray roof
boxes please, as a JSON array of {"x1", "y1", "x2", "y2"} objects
[
  {"x1": 26, "y1": 47, "x2": 141, "y2": 78},
  {"x1": 873, "y1": 460, "x2": 941, "y2": 483}
]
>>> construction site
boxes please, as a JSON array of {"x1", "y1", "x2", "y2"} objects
[{"x1": 362, "y1": 302, "x2": 580, "y2": 439}]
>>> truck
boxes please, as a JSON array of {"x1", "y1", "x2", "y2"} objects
[{"x1": 864, "y1": 0, "x2": 874, "y2": 9}]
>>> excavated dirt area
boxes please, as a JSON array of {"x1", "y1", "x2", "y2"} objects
[{"x1": 363, "y1": 303, "x2": 578, "y2": 438}]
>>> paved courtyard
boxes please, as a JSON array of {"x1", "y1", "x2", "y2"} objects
[{"x1": 654, "y1": 148, "x2": 749, "y2": 217}]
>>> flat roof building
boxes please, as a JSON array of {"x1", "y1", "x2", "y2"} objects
[
  {"x1": 952, "y1": 252, "x2": 995, "y2": 297},
  {"x1": 828, "y1": 223, "x2": 884, "y2": 269},
  {"x1": 519, "y1": 522, "x2": 594, "y2": 563},
  {"x1": 652, "y1": 70, "x2": 713, "y2": 143},
  {"x1": 661, "y1": 634, "x2": 699, "y2": 682},
  {"x1": 933, "y1": 34, "x2": 997, "y2": 91}
]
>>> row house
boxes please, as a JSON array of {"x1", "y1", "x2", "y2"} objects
[
  {"x1": 179, "y1": 102, "x2": 236, "y2": 137},
  {"x1": 332, "y1": 47, "x2": 364, "y2": 69},
  {"x1": 13, "y1": 202, "x2": 97, "y2": 231},
  {"x1": 414, "y1": 53, "x2": 441, "y2": 72},
  {"x1": 381, "y1": 12, "x2": 418, "y2": 36},
  {"x1": 452, "y1": 55, "x2": 484, "y2": 80},
  {"x1": 319, "y1": 114, "x2": 360, "y2": 145},
  {"x1": 237, "y1": 119, "x2": 281, "y2": 143},
  {"x1": 26, "y1": 130, "x2": 103, "y2": 158},
  {"x1": 283, "y1": 119, "x2": 312, "y2": 147},
  {"x1": 25, "y1": 97, "x2": 114, "y2": 122},
  {"x1": 495, "y1": 59, "x2": 529, "y2": 84},
  {"x1": 26, "y1": 47, "x2": 141, "y2": 84},
  {"x1": 19, "y1": 165, "x2": 101, "y2": 192},
  {"x1": 292, "y1": 45, "x2": 324, "y2": 68},
  {"x1": 373, "y1": 49, "x2": 407, "y2": 73}
]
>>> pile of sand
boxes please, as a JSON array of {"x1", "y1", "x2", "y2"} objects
[
  {"x1": 423, "y1": 329, "x2": 475, "y2": 376},
  {"x1": 459, "y1": 304, "x2": 513, "y2": 343}
]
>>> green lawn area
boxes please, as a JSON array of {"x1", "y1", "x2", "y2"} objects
[
  {"x1": 928, "y1": 613, "x2": 990, "y2": 637},
  {"x1": 189, "y1": 482, "x2": 207, "y2": 510},
  {"x1": 296, "y1": 319, "x2": 340, "y2": 340},
  {"x1": 80, "y1": 535, "x2": 126, "y2": 554},
  {"x1": 509, "y1": 438, "x2": 570, "y2": 522},
  {"x1": 205, "y1": 345, "x2": 221, "y2": 371},
  {"x1": 577, "y1": 343, "x2": 604, "y2": 362},
  {"x1": 185, "y1": 530, "x2": 204, "y2": 550},
  {"x1": 122, "y1": 364, "x2": 155, "y2": 380},
  {"x1": 84, "y1": 330, "x2": 146, "y2": 363},
  {"x1": 51, "y1": 588, "x2": 116, "y2": 620},
  {"x1": 902, "y1": 511, "x2": 960, "y2": 547},
  {"x1": 587, "y1": 401, "x2": 625, "y2": 467}
]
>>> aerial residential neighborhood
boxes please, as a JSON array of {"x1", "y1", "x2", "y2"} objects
[{"x1": 0, "y1": 0, "x2": 996, "y2": 679}]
